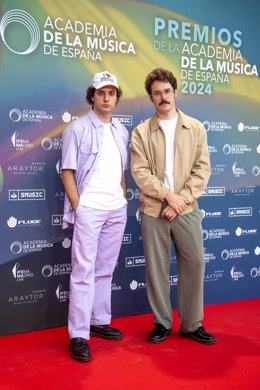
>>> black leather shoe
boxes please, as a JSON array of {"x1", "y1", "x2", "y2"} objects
[
  {"x1": 90, "y1": 325, "x2": 123, "y2": 340},
  {"x1": 179, "y1": 326, "x2": 216, "y2": 344},
  {"x1": 69, "y1": 337, "x2": 91, "y2": 362},
  {"x1": 147, "y1": 324, "x2": 172, "y2": 343}
]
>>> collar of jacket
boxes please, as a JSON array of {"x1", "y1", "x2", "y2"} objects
[
  {"x1": 149, "y1": 108, "x2": 193, "y2": 132},
  {"x1": 88, "y1": 109, "x2": 118, "y2": 129}
]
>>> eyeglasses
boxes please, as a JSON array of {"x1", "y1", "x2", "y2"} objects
[{"x1": 151, "y1": 88, "x2": 174, "y2": 99}]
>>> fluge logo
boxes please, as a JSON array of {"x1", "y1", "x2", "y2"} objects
[{"x1": 0, "y1": 9, "x2": 40, "y2": 55}]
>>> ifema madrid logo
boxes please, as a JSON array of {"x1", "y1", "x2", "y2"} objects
[{"x1": 0, "y1": 9, "x2": 40, "y2": 55}]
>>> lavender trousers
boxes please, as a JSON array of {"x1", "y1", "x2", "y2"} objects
[{"x1": 68, "y1": 204, "x2": 127, "y2": 340}]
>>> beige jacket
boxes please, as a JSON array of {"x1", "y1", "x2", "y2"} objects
[{"x1": 130, "y1": 109, "x2": 211, "y2": 217}]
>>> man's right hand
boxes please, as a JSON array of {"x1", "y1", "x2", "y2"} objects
[{"x1": 164, "y1": 192, "x2": 189, "y2": 215}]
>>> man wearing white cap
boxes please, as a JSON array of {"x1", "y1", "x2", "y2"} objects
[{"x1": 62, "y1": 71, "x2": 129, "y2": 362}]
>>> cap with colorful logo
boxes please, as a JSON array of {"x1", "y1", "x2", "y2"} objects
[{"x1": 92, "y1": 71, "x2": 119, "y2": 90}]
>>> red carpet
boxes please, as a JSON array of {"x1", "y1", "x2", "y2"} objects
[{"x1": 1, "y1": 299, "x2": 259, "y2": 390}]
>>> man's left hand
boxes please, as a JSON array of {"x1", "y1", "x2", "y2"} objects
[{"x1": 161, "y1": 205, "x2": 177, "y2": 221}]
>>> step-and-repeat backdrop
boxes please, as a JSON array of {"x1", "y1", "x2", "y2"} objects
[{"x1": 0, "y1": 0, "x2": 259, "y2": 335}]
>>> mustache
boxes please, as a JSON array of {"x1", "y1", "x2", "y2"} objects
[{"x1": 159, "y1": 100, "x2": 170, "y2": 105}]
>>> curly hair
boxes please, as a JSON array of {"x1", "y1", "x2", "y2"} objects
[
  {"x1": 145, "y1": 68, "x2": 178, "y2": 95},
  {"x1": 86, "y1": 86, "x2": 123, "y2": 107}
]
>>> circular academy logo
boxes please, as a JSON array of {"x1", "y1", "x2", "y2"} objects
[
  {"x1": 203, "y1": 120, "x2": 211, "y2": 132},
  {"x1": 0, "y1": 9, "x2": 40, "y2": 55},
  {"x1": 223, "y1": 144, "x2": 231, "y2": 155},
  {"x1": 42, "y1": 265, "x2": 54, "y2": 278},
  {"x1": 41, "y1": 137, "x2": 53, "y2": 150},
  {"x1": 10, "y1": 241, "x2": 23, "y2": 254},
  {"x1": 9, "y1": 108, "x2": 22, "y2": 122},
  {"x1": 252, "y1": 165, "x2": 260, "y2": 177},
  {"x1": 221, "y1": 249, "x2": 230, "y2": 260},
  {"x1": 202, "y1": 229, "x2": 209, "y2": 240}
]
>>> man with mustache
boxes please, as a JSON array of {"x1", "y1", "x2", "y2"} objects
[{"x1": 130, "y1": 68, "x2": 216, "y2": 345}]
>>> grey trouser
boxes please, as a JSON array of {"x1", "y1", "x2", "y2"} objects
[{"x1": 141, "y1": 208, "x2": 205, "y2": 332}]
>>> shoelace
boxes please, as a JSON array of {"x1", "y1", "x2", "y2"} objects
[{"x1": 73, "y1": 338, "x2": 88, "y2": 352}]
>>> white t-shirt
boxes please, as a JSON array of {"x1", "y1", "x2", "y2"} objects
[
  {"x1": 79, "y1": 123, "x2": 126, "y2": 210},
  {"x1": 158, "y1": 115, "x2": 178, "y2": 192}
]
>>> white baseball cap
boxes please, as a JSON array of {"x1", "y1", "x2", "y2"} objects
[{"x1": 92, "y1": 70, "x2": 119, "y2": 89}]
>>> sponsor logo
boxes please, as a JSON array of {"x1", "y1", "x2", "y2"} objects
[
  {"x1": 10, "y1": 241, "x2": 23, "y2": 254},
  {"x1": 56, "y1": 159, "x2": 62, "y2": 176},
  {"x1": 204, "y1": 270, "x2": 224, "y2": 282},
  {"x1": 7, "y1": 216, "x2": 42, "y2": 228},
  {"x1": 231, "y1": 186, "x2": 255, "y2": 197},
  {"x1": 113, "y1": 115, "x2": 133, "y2": 126},
  {"x1": 171, "y1": 256, "x2": 176, "y2": 263},
  {"x1": 223, "y1": 143, "x2": 251, "y2": 155},
  {"x1": 221, "y1": 248, "x2": 249, "y2": 260},
  {"x1": 201, "y1": 209, "x2": 222, "y2": 218},
  {"x1": 11, "y1": 131, "x2": 33, "y2": 151},
  {"x1": 130, "y1": 280, "x2": 146, "y2": 290},
  {"x1": 201, "y1": 187, "x2": 225, "y2": 196},
  {"x1": 0, "y1": 10, "x2": 136, "y2": 61},
  {"x1": 232, "y1": 162, "x2": 246, "y2": 177},
  {"x1": 9, "y1": 189, "x2": 46, "y2": 201},
  {"x1": 237, "y1": 122, "x2": 259, "y2": 132},
  {"x1": 230, "y1": 266, "x2": 244, "y2": 281},
  {"x1": 208, "y1": 145, "x2": 218, "y2": 155},
  {"x1": 9, "y1": 108, "x2": 53, "y2": 123},
  {"x1": 56, "y1": 284, "x2": 69, "y2": 302},
  {"x1": 204, "y1": 248, "x2": 217, "y2": 263},
  {"x1": 62, "y1": 237, "x2": 71, "y2": 249},
  {"x1": 252, "y1": 165, "x2": 260, "y2": 177},
  {"x1": 62, "y1": 111, "x2": 78, "y2": 122},
  {"x1": 7, "y1": 216, "x2": 18, "y2": 228},
  {"x1": 111, "y1": 282, "x2": 122, "y2": 291},
  {"x1": 250, "y1": 267, "x2": 260, "y2": 278},
  {"x1": 7, "y1": 162, "x2": 46, "y2": 175},
  {"x1": 52, "y1": 215, "x2": 63, "y2": 225},
  {"x1": 228, "y1": 207, "x2": 252, "y2": 217},
  {"x1": 126, "y1": 188, "x2": 140, "y2": 201},
  {"x1": 169, "y1": 275, "x2": 178, "y2": 286},
  {"x1": 122, "y1": 234, "x2": 132, "y2": 244},
  {"x1": 0, "y1": 10, "x2": 40, "y2": 55},
  {"x1": 55, "y1": 191, "x2": 65, "y2": 201},
  {"x1": 10, "y1": 240, "x2": 53, "y2": 254},
  {"x1": 126, "y1": 255, "x2": 174, "y2": 266},
  {"x1": 9, "y1": 108, "x2": 22, "y2": 122},
  {"x1": 211, "y1": 164, "x2": 225, "y2": 175},
  {"x1": 235, "y1": 227, "x2": 257, "y2": 237},
  {"x1": 12, "y1": 263, "x2": 34, "y2": 282},
  {"x1": 8, "y1": 290, "x2": 46, "y2": 305},
  {"x1": 42, "y1": 263, "x2": 72, "y2": 277},
  {"x1": 136, "y1": 208, "x2": 141, "y2": 223},
  {"x1": 203, "y1": 120, "x2": 232, "y2": 132},
  {"x1": 126, "y1": 256, "x2": 145, "y2": 267},
  {"x1": 203, "y1": 229, "x2": 230, "y2": 240},
  {"x1": 41, "y1": 137, "x2": 63, "y2": 150}
]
